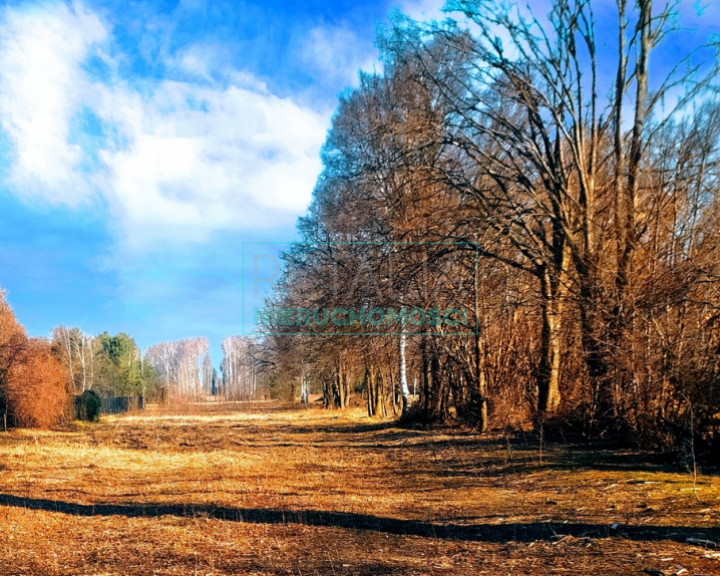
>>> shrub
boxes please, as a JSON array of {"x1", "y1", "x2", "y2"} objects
[
  {"x1": 0, "y1": 293, "x2": 27, "y2": 425},
  {"x1": 76, "y1": 390, "x2": 102, "y2": 422},
  {"x1": 5, "y1": 338, "x2": 71, "y2": 428}
]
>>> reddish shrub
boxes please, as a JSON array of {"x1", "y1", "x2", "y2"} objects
[
  {"x1": 1, "y1": 293, "x2": 72, "y2": 429},
  {"x1": 4, "y1": 338, "x2": 71, "y2": 428}
]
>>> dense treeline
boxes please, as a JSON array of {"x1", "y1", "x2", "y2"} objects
[
  {"x1": 142, "y1": 337, "x2": 270, "y2": 402},
  {"x1": 220, "y1": 337, "x2": 262, "y2": 400},
  {"x1": 53, "y1": 326, "x2": 159, "y2": 398},
  {"x1": 145, "y1": 337, "x2": 213, "y2": 401},
  {"x1": 258, "y1": 0, "x2": 720, "y2": 448}
]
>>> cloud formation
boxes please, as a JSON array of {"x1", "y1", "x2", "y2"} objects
[
  {"x1": 0, "y1": 2, "x2": 105, "y2": 204},
  {"x1": 95, "y1": 76, "x2": 327, "y2": 250},
  {"x1": 398, "y1": 0, "x2": 447, "y2": 22},
  {"x1": 300, "y1": 23, "x2": 377, "y2": 86},
  {"x1": 0, "y1": 1, "x2": 329, "y2": 252}
]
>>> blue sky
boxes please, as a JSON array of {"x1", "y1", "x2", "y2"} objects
[
  {"x1": 0, "y1": 0, "x2": 717, "y2": 365},
  {"x1": 0, "y1": 0, "x2": 447, "y2": 364}
]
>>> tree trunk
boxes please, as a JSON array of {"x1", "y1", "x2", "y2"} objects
[
  {"x1": 474, "y1": 329, "x2": 488, "y2": 432},
  {"x1": 366, "y1": 366, "x2": 375, "y2": 417},
  {"x1": 537, "y1": 266, "x2": 562, "y2": 415},
  {"x1": 374, "y1": 370, "x2": 384, "y2": 417},
  {"x1": 400, "y1": 331, "x2": 411, "y2": 415}
]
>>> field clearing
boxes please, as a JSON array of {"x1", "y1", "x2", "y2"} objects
[{"x1": 0, "y1": 403, "x2": 719, "y2": 575}]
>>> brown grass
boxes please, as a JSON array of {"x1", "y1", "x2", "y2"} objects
[{"x1": 0, "y1": 402, "x2": 719, "y2": 575}]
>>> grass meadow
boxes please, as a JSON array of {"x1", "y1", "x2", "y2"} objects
[{"x1": 0, "y1": 402, "x2": 719, "y2": 575}]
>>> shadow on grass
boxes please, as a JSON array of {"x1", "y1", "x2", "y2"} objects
[
  {"x1": 284, "y1": 422, "x2": 404, "y2": 436},
  {"x1": 292, "y1": 424, "x2": 718, "y2": 476},
  {"x1": 1, "y1": 493, "x2": 718, "y2": 545},
  {"x1": 233, "y1": 420, "x2": 691, "y2": 472},
  {"x1": 86, "y1": 411, "x2": 718, "y2": 476}
]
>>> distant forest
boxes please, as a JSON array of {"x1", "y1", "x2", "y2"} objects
[{"x1": 0, "y1": 299, "x2": 264, "y2": 427}]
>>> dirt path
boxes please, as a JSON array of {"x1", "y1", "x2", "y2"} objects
[{"x1": 0, "y1": 403, "x2": 718, "y2": 575}]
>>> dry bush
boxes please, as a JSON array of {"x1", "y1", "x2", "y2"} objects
[
  {"x1": 1, "y1": 292, "x2": 72, "y2": 429},
  {"x1": 0, "y1": 295, "x2": 26, "y2": 377},
  {"x1": 0, "y1": 292, "x2": 28, "y2": 424},
  {"x1": 5, "y1": 338, "x2": 71, "y2": 428}
]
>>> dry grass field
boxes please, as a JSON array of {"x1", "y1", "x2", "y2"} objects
[{"x1": 0, "y1": 402, "x2": 719, "y2": 576}]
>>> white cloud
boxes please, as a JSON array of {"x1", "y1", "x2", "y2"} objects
[
  {"x1": 0, "y1": 3, "x2": 330, "y2": 253},
  {"x1": 398, "y1": 0, "x2": 447, "y2": 22},
  {"x1": 0, "y1": 1, "x2": 106, "y2": 204},
  {"x1": 301, "y1": 24, "x2": 377, "y2": 86},
  {"x1": 95, "y1": 79, "x2": 328, "y2": 250}
]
